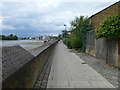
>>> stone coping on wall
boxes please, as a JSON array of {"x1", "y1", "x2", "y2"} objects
[{"x1": 29, "y1": 40, "x2": 58, "y2": 56}]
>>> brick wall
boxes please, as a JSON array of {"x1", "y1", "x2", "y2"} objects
[{"x1": 90, "y1": 1, "x2": 120, "y2": 30}]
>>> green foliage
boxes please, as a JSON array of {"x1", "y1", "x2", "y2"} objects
[
  {"x1": 58, "y1": 34, "x2": 62, "y2": 39},
  {"x1": 62, "y1": 16, "x2": 92, "y2": 52},
  {"x1": 62, "y1": 30, "x2": 69, "y2": 45},
  {"x1": 62, "y1": 30, "x2": 68, "y2": 38},
  {"x1": 70, "y1": 36, "x2": 81, "y2": 50},
  {"x1": 31, "y1": 37, "x2": 36, "y2": 39},
  {"x1": 66, "y1": 38, "x2": 72, "y2": 49},
  {"x1": 0, "y1": 34, "x2": 18, "y2": 40},
  {"x1": 70, "y1": 16, "x2": 92, "y2": 34},
  {"x1": 96, "y1": 14, "x2": 120, "y2": 39},
  {"x1": 65, "y1": 36, "x2": 81, "y2": 49}
]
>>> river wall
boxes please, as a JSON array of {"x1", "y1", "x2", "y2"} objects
[{"x1": 2, "y1": 40, "x2": 58, "y2": 88}]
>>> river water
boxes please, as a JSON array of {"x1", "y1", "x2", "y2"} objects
[{"x1": 0, "y1": 40, "x2": 44, "y2": 51}]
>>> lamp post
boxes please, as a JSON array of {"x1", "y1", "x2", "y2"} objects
[{"x1": 64, "y1": 24, "x2": 67, "y2": 30}]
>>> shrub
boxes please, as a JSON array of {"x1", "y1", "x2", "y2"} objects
[
  {"x1": 96, "y1": 14, "x2": 120, "y2": 39},
  {"x1": 66, "y1": 38, "x2": 72, "y2": 49},
  {"x1": 62, "y1": 16, "x2": 92, "y2": 52},
  {"x1": 70, "y1": 36, "x2": 81, "y2": 50},
  {"x1": 65, "y1": 36, "x2": 81, "y2": 50}
]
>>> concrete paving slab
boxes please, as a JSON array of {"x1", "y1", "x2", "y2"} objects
[
  {"x1": 47, "y1": 41, "x2": 116, "y2": 89},
  {"x1": 69, "y1": 81, "x2": 92, "y2": 87},
  {"x1": 47, "y1": 80, "x2": 69, "y2": 88},
  {"x1": 89, "y1": 81, "x2": 115, "y2": 88}
]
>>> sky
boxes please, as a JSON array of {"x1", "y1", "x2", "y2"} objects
[{"x1": 1, "y1": 0, "x2": 119, "y2": 37}]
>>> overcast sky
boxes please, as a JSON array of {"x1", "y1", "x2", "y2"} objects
[{"x1": 1, "y1": 0, "x2": 119, "y2": 37}]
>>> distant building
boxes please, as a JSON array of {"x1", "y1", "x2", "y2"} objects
[
  {"x1": 29, "y1": 37, "x2": 32, "y2": 40},
  {"x1": 39, "y1": 36, "x2": 43, "y2": 40},
  {"x1": 42, "y1": 35, "x2": 50, "y2": 40}
]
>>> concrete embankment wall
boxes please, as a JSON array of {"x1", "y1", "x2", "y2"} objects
[{"x1": 2, "y1": 40, "x2": 58, "y2": 88}]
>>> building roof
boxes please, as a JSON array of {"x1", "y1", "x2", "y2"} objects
[{"x1": 89, "y1": 1, "x2": 120, "y2": 19}]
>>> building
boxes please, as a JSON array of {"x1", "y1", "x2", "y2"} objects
[
  {"x1": 42, "y1": 35, "x2": 50, "y2": 40},
  {"x1": 86, "y1": 1, "x2": 120, "y2": 68},
  {"x1": 90, "y1": 1, "x2": 120, "y2": 30}
]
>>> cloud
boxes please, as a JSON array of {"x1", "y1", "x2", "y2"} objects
[
  {"x1": 2, "y1": 0, "x2": 119, "y2": 2},
  {"x1": 1, "y1": 0, "x2": 117, "y2": 37},
  {"x1": 0, "y1": 18, "x2": 2, "y2": 33},
  {"x1": 61, "y1": 0, "x2": 119, "y2": 2},
  {"x1": 3, "y1": 25, "x2": 17, "y2": 30}
]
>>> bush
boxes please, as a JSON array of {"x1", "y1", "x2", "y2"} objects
[
  {"x1": 65, "y1": 36, "x2": 81, "y2": 50},
  {"x1": 62, "y1": 16, "x2": 92, "y2": 52},
  {"x1": 66, "y1": 38, "x2": 72, "y2": 49},
  {"x1": 96, "y1": 14, "x2": 120, "y2": 39},
  {"x1": 70, "y1": 36, "x2": 81, "y2": 50}
]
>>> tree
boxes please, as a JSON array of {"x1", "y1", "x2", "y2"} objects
[
  {"x1": 96, "y1": 14, "x2": 120, "y2": 39},
  {"x1": 62, "y1": 30, "x2": 68, "y2": 38},
  {"x1": 58, "y1": 34, "x2": 62, "y2": 40},
  {"x1": 62, "y1": 30, "x2": 69, "y2": 45},
  {"x1": 0, "y1": 34, "x2": 18, "y2": 40},
  {"x1": 12, "y1": 35, "x2": 18, "y2": 40},
  {"x1": 64, "y1": 16, "x2": 92, "y2": 51}
]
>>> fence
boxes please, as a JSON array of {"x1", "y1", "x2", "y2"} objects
[
  {"x1": 86, "y1": 30, "x2": 95, "y2": 56},
  {"x1": 118, "y1": 39, "x2": 120, "y2": 68},
  {"x1": 86, "y1": 30, "x2": 95, "y2": 49},
  {"x1": 86, "y1": 31, "x2": 119, "y2": 67},
  {"x1": 96, "y1": 38, "x2": 118, "y2": 66}
]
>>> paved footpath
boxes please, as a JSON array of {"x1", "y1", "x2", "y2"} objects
[{"x1": 47, "y1": 41, "x2": 116, "y2": 89}]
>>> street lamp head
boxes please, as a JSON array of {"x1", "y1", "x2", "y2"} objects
[
  {"x1": 64, "y1": 24, "x2": 66, "y2": 26},
  {"x1": 63, "y1": 24, "x2": 67, "y2": 30}
]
